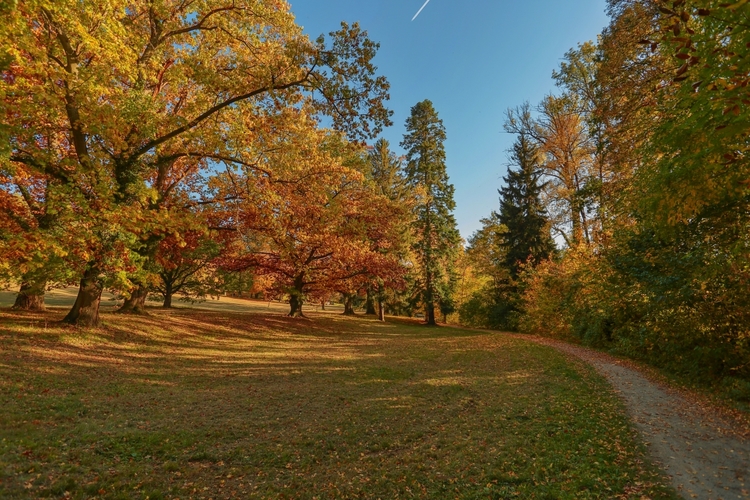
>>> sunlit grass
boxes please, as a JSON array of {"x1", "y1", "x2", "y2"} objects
[{"x1": 0, "y1": 308, "x2": 677, "y2": 499}]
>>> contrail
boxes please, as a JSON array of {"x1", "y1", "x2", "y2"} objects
[{"x1": 411, "y1": 0, "x2": 432, "y2": 21}]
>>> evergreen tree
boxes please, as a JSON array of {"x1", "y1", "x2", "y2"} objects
[
  {"x1": 401, "y1": 100, "x2": 461, "y2": 325},
  {"x1": 497, "y1": 132, "x2": 556, "y2": 279}
]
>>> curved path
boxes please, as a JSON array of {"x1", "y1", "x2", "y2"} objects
[{"x1": 527, "y1": 336, "x2": 750, "y2": 500}]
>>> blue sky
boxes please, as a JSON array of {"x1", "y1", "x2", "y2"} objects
[{"x1": 290, "y1": 0, "x2": 609, "y2": 240}]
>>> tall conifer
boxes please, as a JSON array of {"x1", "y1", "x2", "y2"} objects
[
  {"x1": 497, "y1": 132, "x2": 555, "y2": 279},
  {"x1": 401, "y1": 100, "x2": 460, "y2": 325}
]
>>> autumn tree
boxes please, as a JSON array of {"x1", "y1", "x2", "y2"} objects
[
  {"x1": 0, "y1": 163, "x2": 83, "y2": 310},
  {"x1": 508, "y1": 99, "x2": 596, "y2": 246},
  {"x1": 516, "y1": 0, "x2": 750, "y2": 386},
  {"x1": 366, "y1": 138, "x2": 413, "y2": 321},
  {"x1": 213, "y1": 111, "x2": 405, "y2": 317},
  {"x1": 152, "y1": 230, "x2": 227, "y2": 308},
  {"x1": 458, "y1": 215, "x2": 508, "y2": 327},
  {"x1": 401, "y1": 100, "x2": 461, "y2": 326},
  {"x1": 2, "y1": 1, "x2": 392, "y2": 325},
  {"x1": 595, "y1": 0, "x2": 667, "y2": 226}
]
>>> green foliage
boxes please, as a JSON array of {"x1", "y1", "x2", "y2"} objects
[
  {"x1": 497, "y1": 132, "x2": 556, "y2": 278},
  {"x1": 401, "y1": 100, "x2": 461, "y2": 325},
  {"x1": 521, "y1": 216, "x2": 750, "y2": 383},
  {"x1": 459, "y1": 283, "x2": 521, "y2": 332},
  {"x1": 218, "y1": 270, "x2": 255, "y2": 298},
  {"x1": 462, "y1": 128, "x2": 555, "y2": 331},
  {"x1": 503, "y1": 0, "x2": 750, "y2": 403},
  {"x1": 368, "y1": 138, "x2": 408, "y2": 201},
  {"x1": 457, "y1": 291, "x2": 490, "y2": 328},
  {"x1": 636, "y1": 0, "x2": 750, "y2": 228}
]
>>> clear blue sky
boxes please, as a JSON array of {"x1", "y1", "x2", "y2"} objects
[{"x1": 290, "y1": 0, "x2": 609, "y2": 241}]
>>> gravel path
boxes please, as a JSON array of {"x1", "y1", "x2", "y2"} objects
[{"x1": 526, "y1": 336, "x2": 750, "y2": 499}]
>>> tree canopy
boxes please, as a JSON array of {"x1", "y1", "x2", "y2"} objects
[{"x1": 1, "y1": 0, "x2": 394, "y2": 325}]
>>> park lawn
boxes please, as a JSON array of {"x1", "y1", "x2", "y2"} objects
[{"x1": 0, "y1": 308, "x2": 677, "y2": 500}]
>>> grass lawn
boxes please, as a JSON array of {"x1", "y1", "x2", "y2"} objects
[{"x1": 0, "y1": 308, "x2": 678, "y2": 499}]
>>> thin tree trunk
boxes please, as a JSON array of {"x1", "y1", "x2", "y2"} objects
[
  {"x1": 320, "y1": 300, "x2": 326, "y2": 311},
  {"x1": 62, "y1": 264, "x2": 103, "y2": 327},
  {"x1": 581, "y1": 207, "x2": 591, "y2": 245},
  {"x1": 118, "y1": 284, "x2": 148, "y2": 314},
  {"x1": 377, "y1": 296, "x2": 385, "y2": 322},
  {"x1": 425, "y1": 271, "x2": 437, "y2": 326},
  {"x1": 13, "y1": 279, "x2": 47, "y2": 311}
]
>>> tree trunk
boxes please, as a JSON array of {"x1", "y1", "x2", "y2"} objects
[
  {"x1": 425, "y1": 303, "x2": 436, "y2": 326},
  {"x1": 343, "y1": 294, "x2": 356, "y2": 316},
  {"x1": 289, "y1": 293, "x2": 304, "y2": 317},
  {"x1": 63, "y1": 265, "x2": 103, "y2": 327},
  {"x1": 424, "y1": 256, "x2": 437, "y2": 326},
  {"x1": 288, "y1": 275, "x2": 305, "y2": 318},
  {"x1": 320, "y1": 300, "x2": 326, "y2": 311},
  {"x1": 377, "y1": 296, "x2": 385, "y2": 322},
  {"x1": 118, "y1": 284, "x2": 148, "y2": 314},
  {"x1": 13, "y1": 279, "x2": 47, "y2": 311},
  {"x1": 163, "y1": 283, "x2": 173, "y2": 308},
  {"x1": 365, "y1": 289, "x2": 376, "y2": 315}
]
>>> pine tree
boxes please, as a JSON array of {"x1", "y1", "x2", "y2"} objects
[
  {"x1": 401, "y1": 100, "x2": 461, "y2": 325},
  {"x1": 497, "y1": 132, "x2": 556, "y2": 279}
]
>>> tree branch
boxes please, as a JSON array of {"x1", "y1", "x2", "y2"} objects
[
  {"x1": 131, "y1": 77, "x2": 311, "y2": 161},
  {"x1": 162, "y1": 5, "x2": 236, "y2": 39}
]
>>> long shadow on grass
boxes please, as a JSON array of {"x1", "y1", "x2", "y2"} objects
[
  {"x1": 0, "y1": 308, "x2": 494, "y2": 386},
  {"x1": 0, "y1": 308, "x2": 679, "y2": 499}
]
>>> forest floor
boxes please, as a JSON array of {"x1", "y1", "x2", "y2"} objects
[
  {"x1": 522, "y1": 337, "x2": 750, "y2": 500},
  {"x1": 0, "y1": 306, "x2": 679, "y2": 499}
]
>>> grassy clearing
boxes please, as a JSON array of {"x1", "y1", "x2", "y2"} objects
[{"x1": 0, "y1": 308, "x2": 677, "y2": 499}]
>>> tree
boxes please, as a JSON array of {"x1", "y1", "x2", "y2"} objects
[
  {"x1": 401, "y1": 100, "x2": 461, "y2": 326},
  {"x1": 367, "y1": 138, "x2": 413, "y2": 321},
  {"x1": 216, "y1": 115, "x2": 405, "y2": 317},
  {"x1": 515, "y1": 0, "x2": 750, "y2": 386},
  {"x1": 0, "y1": 165, "x2": 81, "y2": 310},
  {"x1": 458, "y1": 216, "x2": 507, "y2": 328},
  {"x1": 484, "y1": 130, "x2": 557, "y2": 330},
  {"x1": 630, "y1": 0, "x2": 750, "y2": 226},
  {"x1": 458, "y1": 131, "x2": 555, "y2": 331},
  {"x1": 152, "y1": 231, "x2": 224, "y2": 308},
  {"x1": 3, "y1": 1, "x2": 393, "y2": 326},
  {"x1": 596, "y1": 0, "x2": 667, "y2": 227},
  {"x1": 552, "y1": 41, "x2": 616, "y2": 235},
  {"x1": 496, "y1": 132, "x2": 556, "y2": 279},
  {"x1": 506, "y1": 99, "x2": 596, "y2": 246}
]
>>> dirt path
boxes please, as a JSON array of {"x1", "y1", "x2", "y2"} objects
[{"x1": 525, "y1": 336, "x2": 750, "y2": 499}]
